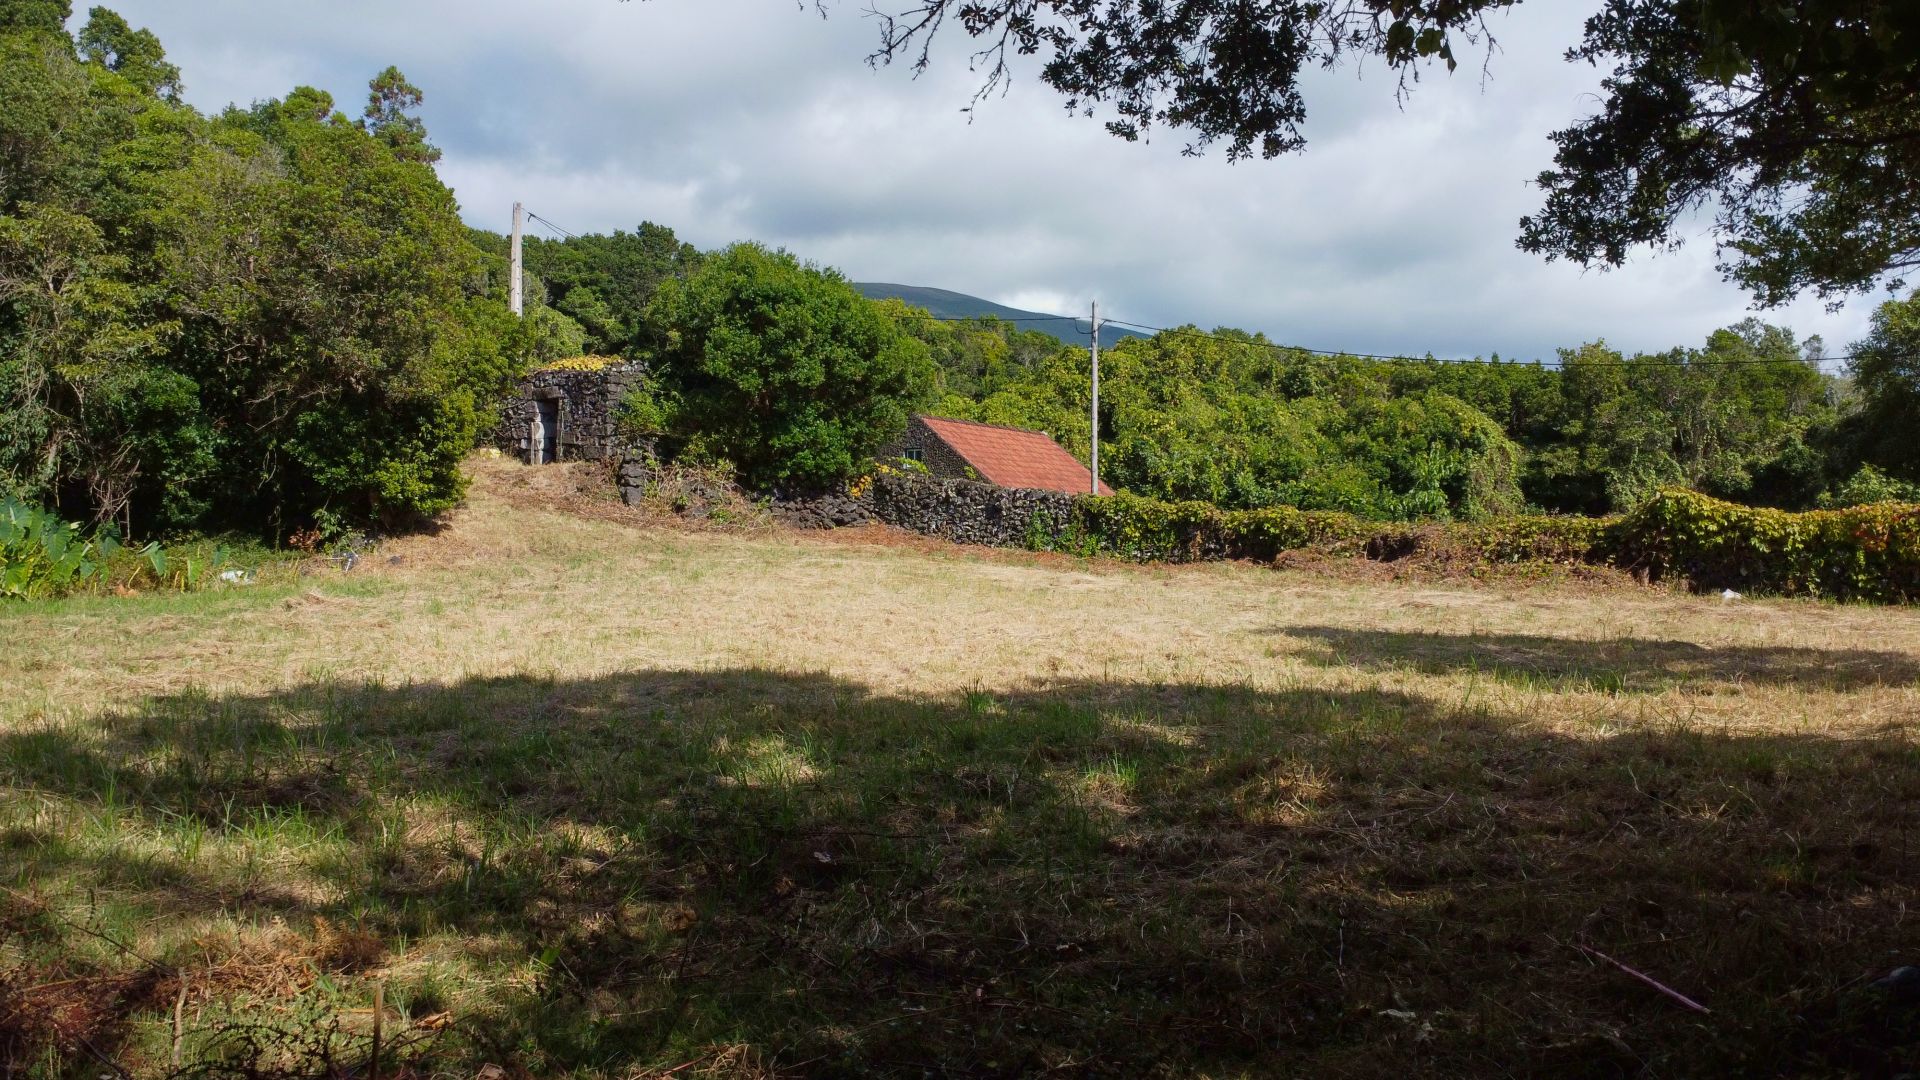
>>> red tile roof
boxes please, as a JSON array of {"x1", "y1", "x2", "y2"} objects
[{"x1": 918, "y1": 415, "x2": 1114, "y2": 496}]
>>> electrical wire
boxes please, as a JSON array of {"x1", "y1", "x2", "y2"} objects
[
  {"x1": 1100, "y1": 318, "x2": 1860, "y2": 370},
  {"x1": 514, "y1": 223, "x2": 1862, "y2": 368},
  {"x1": 524, "y1": 210, "x2": 581, "y2": 240}
]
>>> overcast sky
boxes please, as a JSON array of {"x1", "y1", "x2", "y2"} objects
[{"x1": 102, "y1": 0, "x2": 1894, "y2": 363}]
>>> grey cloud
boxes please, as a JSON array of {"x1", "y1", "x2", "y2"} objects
[{"x1": 106, "y1": 0, "x2": 1881, "y2": 363}]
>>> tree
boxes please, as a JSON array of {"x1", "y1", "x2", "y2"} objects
[
  {"x1": 77, "y1": 6, "x2": 181, "y2": 100},
  {"x1": 0, "y1": 0, "x2": 69, "y2": 36},
  {"x1": 737, "y1": 0, "x2": 1920, "y2": 304},
  {"x1": 1531, "y1": 324, "x2": 1832, "y2": 513},
  {"x1": 521, "y1": 223, "x2": 703, "y2": 357},
  {"x1": 0, "y1": 204, "x2": 207, "y2": 531},
  {"x1": 1845, "y1": 292, "x2": 1920, "y2": 483},
  {"x1": 1519, "y1": 1, "x2": 1920, "y2": 305},
  {"x1": 643, "y1": 243, "x2": 936, "y2": 489},
  {"x1": 361, "y1": 65, "x2": 440, "y2": 164},
  {"x1": 1, "y1": 10, "x2": 527, "y2": 535}
]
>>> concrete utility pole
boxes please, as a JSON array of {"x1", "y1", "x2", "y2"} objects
[
  {"x1": 509, "y1": 201, "x2": 525, "y2": 318},
  {"x1": 1090, "y1": 299, "x2": 1101, "y2": 495}
]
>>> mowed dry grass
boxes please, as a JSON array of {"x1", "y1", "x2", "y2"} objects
[
  {"x1": 11, "y1": 457, "x2": 1920, "y2": 722},
  {"x1": 4, "y1": 457, "x2": 1920, "y2": 1078}
]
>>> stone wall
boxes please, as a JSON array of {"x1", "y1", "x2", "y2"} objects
[
  {"x1": 495, "y1": 363, "x2": 645, "y2": 464},
  {"x1": 638, "y1": 464, "x2": 1079, "y2": 546},
  {"x1": 867, "y1": 471, "x2": 1078, "y2": 547},
  {"x1": 874, "y1": 416, "x2": 979, "y2": 483}
]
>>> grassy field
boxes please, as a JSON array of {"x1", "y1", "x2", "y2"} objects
[{"x1": 4, "y1": 458, "x2": 1920, "y2": 1078}]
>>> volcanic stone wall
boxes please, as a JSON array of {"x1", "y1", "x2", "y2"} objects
[
  {"x1": 866, "y1": 471, "x2": 1078, "y2": 547},
  {"x1": 495, "y1": 363, "x2": 645, "y2": 463},
  {"x1": 873, "y1": 417, "x2": 979, "y2": 482}
]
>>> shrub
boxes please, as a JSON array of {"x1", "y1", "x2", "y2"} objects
[
  {"x1": 864, "y1": 472, "x2": 1919, "y2": 601},
  {"x1": 643, "y1": 243, "x2": 936, "y2": 490},
  {"x1": 1066, "y1": 492, "x2": 1598, "y2": 566},
  {"x1": 1819, "y1": 465, "x2": 1920, "y2": 509},
  {"x1": 1, "y1": 497, "x2": 276, "y2": 600},
  {"x1": 1616, "y1": 489, "x2": 1920, "y2": 601},
  {"x1": 1, "y1": 498, "x2": 108, "y2": 599},
  {"x1": 1070, "y1": 495, "x2": 1375, "y2": 562},
  {"x1": 1444, "y1": 515, "x2": 1618, "y2": 565},
  {"x1": 541, "y1": 355, "x2": 625, "y2": 373}
]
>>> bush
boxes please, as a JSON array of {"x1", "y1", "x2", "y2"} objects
[
  {"x1": 1, "y1": 497, "x2": 282, "y2": 600},
  {"x1": 1066, "y1": 491, "x2": 1603, "y2": 566},
  {"x1": 642, "y1": 243, "x2": 936, "y2": 490},
  {"x1": 1066, "y1": 484, "x2": 1920, "y2": 600},
  {"x1": 1616, "y1": 489, "x2": 1920, "y2": 602},
  {"x1": 1071, "y1": 494, "x2": 1374, "y2": 562},
  {"x1": 867, "y1": 472, "x2": 1919, "y2": 602},
  {"x1": 1, "y1": 498, "x2": 108, "y2": 599},
  {"x1": 1444, "y1": 515, "x2": 1617, "y2": 565},
  {"x1": 1, "y1": 24, "x2": 521, "y2": 538},
  {"x1": 1819, "y1": 465, "x2": 1920, "y2": 509}
]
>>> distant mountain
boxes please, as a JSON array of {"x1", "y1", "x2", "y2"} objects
[{"x1": 854, "y1": 283, "x2": 1147, "y2": 347}]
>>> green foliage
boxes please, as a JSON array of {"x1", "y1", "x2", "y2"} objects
[
  {"x1": 1845, "y1": 290, "x2": 1920, "y2": 483},
  {"x1": 0, "y1": 11, "x2": 527, "y2": 537},
  {"x1": 76, "y1": 6, "x2": 179, "y2": 100},
  {"x1": 1820, "y1": 465, "x2": 1920, "y2": 510},
  {"x1": 0, "y1": 497, "x2": 106, "y2": 598},
  {"x1": 0, "y1": 495, "x2": 268, "y2": 598},
  {"x1": 929, "y1": 473, "x2": 1917, "y2": 601},
  {"x1": 1618, "y1": 489, "x2": 1920, "y2": 602},
  {"x1": 616, "y1": 382, "x2": 677, "y2": 437},
  {"x1": 1520, "y1": 0, "x2": 1920, "y2": 305},
  {"x1": 1056, "y1": 490, "x2": 1596, "y2": 566},
  {"x1": 642, "y1": 243, "x2": 936, "y2": 490},
  {"x1": 1070, "y1": 493, "x2": 1371, "y2": 562},
  {"x1": 1531, "y1": 324, "x2": 1834, "y2": 514},
  {"x1": 513, "y1": 224, "x2": 703, "y2": 358},
  {"x1": 0, "y1": 0, "x2": 69, "y2": 36},
  {"x1": 360, "y1": 65, "x2": 438, "y2": 164}
]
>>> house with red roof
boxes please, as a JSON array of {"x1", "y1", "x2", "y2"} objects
[{"x1": 881, "y1": 415, "x2": 1113, "y2": 496}]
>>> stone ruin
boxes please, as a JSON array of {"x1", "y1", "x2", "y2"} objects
[{"x1": 494, "y1": 362, "x2": 645, "y2": 465}]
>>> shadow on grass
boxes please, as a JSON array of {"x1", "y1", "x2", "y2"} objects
[
  {"x1": 1277, "y1": 625, "x2": 1920, "y2": 694},
  {"x1": 4, "y1": 669, "x2": 1920, "y2": 1078}
]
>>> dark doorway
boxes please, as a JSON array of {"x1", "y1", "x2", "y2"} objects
[{"x1": 533, "y1": 399, "x2": 560, "y2": 464}]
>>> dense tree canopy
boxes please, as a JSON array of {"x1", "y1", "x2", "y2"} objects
[
  {"x1": 640, "y1": 243, "x2": 937, "y2": 490},
  {"x1": 5, "y1": 0, "x2": 1913, "y2": 542},
  {"x1": 738, "y1": 0, "x2": 1920, "y2": 303},
  {"x1": 888, "y1": 304, "x2": 1848, "y2": 521},
  {"x1": 523, "y1": 224, "x2": 703, "y2": 358},
  {"x1": 1843, "y1": 292, "x2": 1920, "y2": 483},
  {"x1": 0, "y1": 5, "x2": 527, "y2": 536}
]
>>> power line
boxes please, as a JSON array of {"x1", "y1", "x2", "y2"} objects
[
  {"x1": 500, "y1": 223, "x2": 1854, "y2": 367},
  {"x1": 524, "y1": 210, "x2": 580, "y2": 240},
  {"x1": 1101, "y1": 317, "x2": 1860, "y2": 370}
]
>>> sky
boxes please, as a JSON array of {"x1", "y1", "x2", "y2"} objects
[{"x1": 101, "y1": 0, "x2": 1895, "y2": 364}]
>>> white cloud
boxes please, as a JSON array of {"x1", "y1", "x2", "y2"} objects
[{"x1": 104, "y1": 0, "x2": 1884, "y2": 362}]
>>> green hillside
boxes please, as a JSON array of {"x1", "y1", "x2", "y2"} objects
[{"x1": 854, "y1": 282, "x2": 1147, "y2": 345}]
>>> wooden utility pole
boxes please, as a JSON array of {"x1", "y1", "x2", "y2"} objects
[
  {"x1": 1090, "y1": 299, "x2": 1101, "y2": 495},
  {"x1": 509, "y1": 201, "x2": 525, "y2": 317}
]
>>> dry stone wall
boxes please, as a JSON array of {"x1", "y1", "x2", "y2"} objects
[
  {"x1": 495, "y1": 363, "x2": 645, "y2": 463},
  {"x1": 866, "y1": 471, "x2": 1077, "y2": 547}
]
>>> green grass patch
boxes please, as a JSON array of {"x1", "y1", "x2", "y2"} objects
[{"x1": 5, "y1": 668, "x2": 1920, "y2": 1077}]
